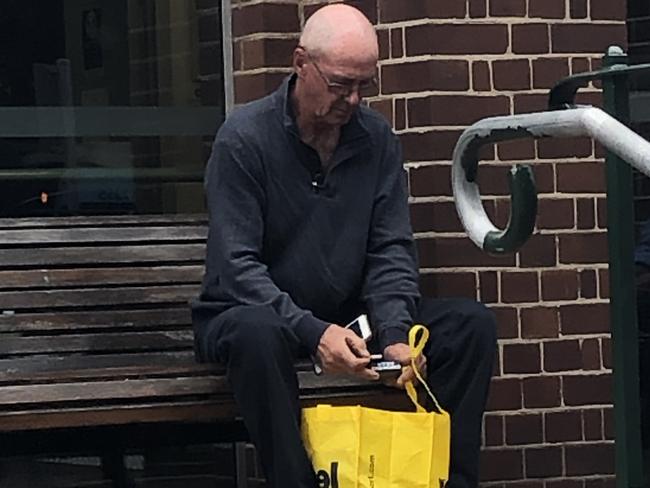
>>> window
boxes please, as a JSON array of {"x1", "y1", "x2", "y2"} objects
[{"x1": 0, "y1": 0, "x2": 225, "y2": 216}]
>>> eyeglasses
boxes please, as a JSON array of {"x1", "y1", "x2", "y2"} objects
[{"x1": 305, "y1": 51, "x2": 377, "y2": 98}]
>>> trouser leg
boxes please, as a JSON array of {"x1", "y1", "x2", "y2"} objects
[
  {"x1": 194, "y1": 305, "x2": 317, "y2": 488},
  {"x1": 416, "y1": 297, "x2": 497, "y2": 488}
]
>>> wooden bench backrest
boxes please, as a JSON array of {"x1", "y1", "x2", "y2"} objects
[
  {"x1": 0, "y1": 214, "x2": 206, "y2": 370},
  {"x1": 0, "y1": 215, "x2": 410, "y2": 433}
]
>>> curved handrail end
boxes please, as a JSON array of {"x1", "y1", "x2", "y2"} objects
[{"x1": 483, "y1": 165, "x2": 538, "y2": 254}]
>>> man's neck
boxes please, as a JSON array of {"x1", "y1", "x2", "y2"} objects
[
  {"x1": 293, "y1": 85, "x2": 340, "y2": 136},
  {"x1": 291, "y1": 87, "x2": 341, "y2": 165}
]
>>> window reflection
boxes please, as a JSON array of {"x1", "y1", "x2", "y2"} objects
[{"x1": 0, "y1": 0, "x2": 224, "y2": 216}]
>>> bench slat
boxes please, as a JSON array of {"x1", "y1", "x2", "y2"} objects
[
  {"x1": 0, "y1": 214, "x2": 206, "y2": 230},
  {"x1": 0, "y1": 352, "x2": 218, "y2": 383},
  {"x1": 0, "y1": 266, "x2": 203, "y2": 290},
  {"x1": 0, "y1": 285, "x2": 200, "y2": 310},
  {"x1": 0, "y1": 226, "x2": 207, "y2": 245},
  {"x1": 0, "y1": 369, "x2": 396, "y2": 406},
  {"x1": 0, "y1": 244, "x2": 206, "y2": 267},
  {"x1": 0, "y1": 331, "x2": 194, "y2": 356},
  {"x1": 0, "y1": 377, "x2": 226, "y2": 406},
  {"x1": 0, "y1": 401, "x2": 237, "y2": 432},
  {"x1": 0, "y1": 308, "x2": 191, "y2": 333},
  {"x1": 0, "y1": 355, "x2": 355, "y2": 387},
  {"x1": 0, "y1": 356, "x2": 314, "y2": 384}
]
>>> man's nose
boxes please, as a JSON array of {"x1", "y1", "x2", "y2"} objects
[{"x1": 344, "y1": 89, "x2": 361, "y2": 106}]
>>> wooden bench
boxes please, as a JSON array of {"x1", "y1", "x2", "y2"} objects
[{"x1": 0, "y1": 214, "x2": 409, "y2": 486}]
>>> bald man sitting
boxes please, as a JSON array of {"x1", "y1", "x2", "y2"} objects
[{"x1": 192, "y1": 5, "x2": 496, "y2": 488}]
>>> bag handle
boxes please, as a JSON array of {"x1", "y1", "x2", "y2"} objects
[{"x1": 404, "y1": 324, "x2": 444, "y2": 413}]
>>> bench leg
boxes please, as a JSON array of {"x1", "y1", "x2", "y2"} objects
[
  {"x1": 234, "y1": 442, "x2": 249, "y2": 488},
  {"x1": 101, "y1": 450, "x2": 134, "y2": 488}
]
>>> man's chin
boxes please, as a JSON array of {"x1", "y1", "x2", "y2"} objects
[{"x1": 330, "y1": 108, "x2": 353, "y2": 124}]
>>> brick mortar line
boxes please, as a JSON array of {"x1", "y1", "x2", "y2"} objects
[
  {"x1": 495, "y1": 371, "x2": 612, "y2": 379},
  {"x1": 408, "y1": 196, "x2": 606, "y2": 204},
  {"x1": 402, "y1": 162, "x2": 606, "y2": 169},
  {"x1": 406, "y1": 167, "x2": 605, "y2": 175},
  {"x1": 404, "y1": 162, "x2": 605, "y2": 169},
  {"x1": 483, "y1": 436, "x2": 616, "y2": 444},
  {"x1": 483, "y1": 470, "x2": 614, "y2": 478},
  {"x1": 414, "y1": 226, "x2": 608, "y2": 234},
  {"x1": 489, "y1": 297, "x2": 609, "y2": 306},
  {"x1": 488, "y1": 405, "x2": 613, "y2": 415},
  {"x1": 396, "y1": 122, "x2": 600, "y2": 132},
  {"x1": 418, "y1": 226, "x2": 609, "y2": 233},
  {"x1": 379, "y1": 88, "x2": 602, "y2": 98},
  {"x1": 413, "y1": 228, "x2": 608, "y2": 237},
  {"x1": 419, "y1": 265, "x2": 609, "y2": 272},
  {"x1": 486, "y1": 439, "x2": 615, "y2": 447},
  {"x1": 482, "y1": 478, "x2": 616, "y2": 487},
  {"x1": 489, "y1": 403, "x2": 614, "y2": 412},
  {"x1": 431, "y1": 293, "x2": 609, "y2": 304},
  {"x1": 374, "y1": 18, "x2": 625, "y2": 28},
  {"x1": 393, "y1": 123, "x2": 602, "y2": 131},
  {"x1": 378, "y1": 55, "x2": 609, "y2": 65},
  {"x1": 499, "y1": 338, "x2": 611, "y2": 346},
  {"x1": 368, "y1": 88, "x2": 601, "y2": 101}
]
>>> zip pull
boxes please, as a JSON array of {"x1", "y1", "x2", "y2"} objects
[{"x1": 311, "y1": 172, "x2": 324, "y2": 193}]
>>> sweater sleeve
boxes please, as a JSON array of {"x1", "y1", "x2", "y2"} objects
[
  {"x1": 361, "y1": 131, "x2": 420, "y2": 351},
  {"x1": 200, "y1": 127, "x2": 330, "y2": 353}
]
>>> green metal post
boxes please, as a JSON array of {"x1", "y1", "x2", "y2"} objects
[{"x1": 602, "y1": 45, "x2": 645, "y2": 488}]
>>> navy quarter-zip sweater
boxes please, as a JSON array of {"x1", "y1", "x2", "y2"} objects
[{"x1": 192, "y1": 75, "x2": 420, "y2": 355}]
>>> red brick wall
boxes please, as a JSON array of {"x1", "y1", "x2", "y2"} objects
[{"x1": 230, "y1": 0, "x2": 628, "y2": 485}]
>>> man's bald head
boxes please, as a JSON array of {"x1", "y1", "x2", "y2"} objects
[{"x1": 300, "y1": 4, "x2": 378, "y2": 64}]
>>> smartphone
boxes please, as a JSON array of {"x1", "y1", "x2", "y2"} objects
[
  {"x1": 369, "y1": 356, "x2": 402, "y2": 380},
  {"x1": 345, "y1": 314, "x2": 372, "y2": 342}
]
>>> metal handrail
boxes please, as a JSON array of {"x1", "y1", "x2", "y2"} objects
[
  {"x1": 548, "y1": 52, "x2": 650, "y2": 110},
  {"x1": 452, "y1": 106, "x2": 650, "y2": 253}
]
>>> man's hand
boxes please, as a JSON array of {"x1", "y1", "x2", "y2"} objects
[
  {"x1": 383, "y1": 343, "x2": 426, "y2": 389},
  {"x1": 316, "y1": 324, "x2": 379, "y2": 380}
]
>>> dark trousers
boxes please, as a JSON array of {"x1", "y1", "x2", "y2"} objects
[{"x1": 194, "y1": 297, "x2": 496, "y2": 488}]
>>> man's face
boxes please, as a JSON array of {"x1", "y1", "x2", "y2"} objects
[{"x1": 302, "y1": 52, "x2": 377, "y2": 126}]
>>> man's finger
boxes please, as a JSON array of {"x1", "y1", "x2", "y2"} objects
[
  {"x1": 357, "y1": 367, "x2": 380, "y2": 381},
  {"x1": 395, "y1": 366, "x2": 417, "y2": 389},
  {"x1": 344, "y1": 352, "x2": 371, "y2": 371},
  {"x1": 345, "y1": 335, "x2": 370, "y2": 358}
]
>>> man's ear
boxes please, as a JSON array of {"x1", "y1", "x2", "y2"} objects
[{"x1": 293, "y1": 46, "x2": 307, "y2": 78}]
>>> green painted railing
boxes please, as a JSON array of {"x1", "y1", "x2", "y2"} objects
[{"x1": 552, "y1": 46, "x2": 648, "y2": 488}]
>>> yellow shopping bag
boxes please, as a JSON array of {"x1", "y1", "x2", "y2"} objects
[{"x1": 301, "y1": 325, "x2": 450, "y2": 488}]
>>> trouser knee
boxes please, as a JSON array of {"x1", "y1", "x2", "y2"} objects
[{"x1": 222, "y1": 306, "x2": 298, "y2": 366}]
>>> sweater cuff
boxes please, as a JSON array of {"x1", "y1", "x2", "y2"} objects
[
  {"x1": 294, "y1": 314, "x2": 331, "y2": 354},
  {"x1": 378, "y1": 325, "x2": 409, "y2": 351}
]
